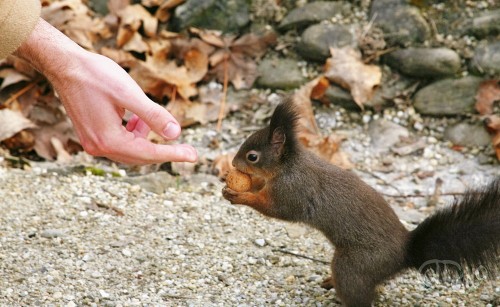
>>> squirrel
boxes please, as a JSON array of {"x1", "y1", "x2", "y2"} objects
[{"x1": 222, "y1": 98, "x2": 500, "y2": 307}]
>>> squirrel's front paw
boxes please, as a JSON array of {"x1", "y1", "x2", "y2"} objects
[{"x1": 222, "y1": 187, "x2": 244, "y2": 204}]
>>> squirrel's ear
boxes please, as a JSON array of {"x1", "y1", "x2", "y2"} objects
[{"x1": 271, "y1": 127, "x2": 286, "y2": 156}]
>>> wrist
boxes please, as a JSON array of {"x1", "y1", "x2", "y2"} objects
[{"x1": 14, "y1": 18, "x2": 87, "y2": 84}]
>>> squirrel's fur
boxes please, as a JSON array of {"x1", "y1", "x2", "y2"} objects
[{"x1": 223, "y1": 98, "x2": 500, "y2": 306}]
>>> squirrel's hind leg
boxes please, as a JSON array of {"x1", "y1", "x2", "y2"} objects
[{"x1": 332, "y1": 250, "x2": 378, "y2": 307}]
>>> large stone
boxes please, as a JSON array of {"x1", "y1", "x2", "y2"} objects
[
  {"x1": 278, "y1": 1, "x2": 351, "y2": 31},
  {"x1": 172, "y1": 0, "x2": 249, "y2": 33},
  {"x1": 368, "y1": 118, "x2": 410, "y2": 153},
  {"x1": 323, "y1": 84, "x2": 358, "y2": 110},
  {"x1": 470, "y1": 42, "x2": 500, "y2": 76},
  {"x1": 256, "y1": 58, "x2": 306, "y2": 90},
  {"x1": 297, "y1": 24, "x2": 355, "y2": 62},
  {"x1": 385, "y1": 48, "x2": 461, "y2": 78},
  {"x1": 370, "y1": 3, "x2": 430, "y2": 45},
  {"x1": 469, "y1": 9, "x2": 500, "y2": 38},
  {"x1": 444, "y1": 123, "x2": 491, "y2": 147},
  {"x1": 413, "y1": 77, "x2": 483, "y2": 116}
]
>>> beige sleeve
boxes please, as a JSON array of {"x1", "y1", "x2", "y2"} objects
[{"x1": 0, "y1": 0, "x2": 42, "y2": 59}]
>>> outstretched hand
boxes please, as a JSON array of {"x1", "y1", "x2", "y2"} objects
[{"x1": 14, "y1": 18, "x2": 197, "y2": 165}]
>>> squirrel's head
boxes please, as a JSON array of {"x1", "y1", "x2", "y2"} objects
[{"x1": 233, "y1": 98, "x2": 299, "y2": 177}]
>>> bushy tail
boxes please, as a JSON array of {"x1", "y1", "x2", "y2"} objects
[{"x1": 407, "y1": 178, "x2": 500, "y2": 276}]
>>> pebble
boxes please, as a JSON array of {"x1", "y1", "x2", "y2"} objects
[
  {"x1": 40, "y1": 229, "x2": 65, "y2": 238},
  {"x1": 254, "y1": 238, "x2": 266, "y2": 247},
  {"x1": 470, "y1": 41, "x2": 500, "y2": 76},
  {"x1": 278, "y1": 1, "x2": 351, "y2": 31},
  {"x1": 297, "y1": 24, "x2": 355, "y2": 61}
]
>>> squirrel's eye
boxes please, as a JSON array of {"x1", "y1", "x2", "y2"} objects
[{"x1": 246, "y1": 151, "x2": 260, "y2": 163}]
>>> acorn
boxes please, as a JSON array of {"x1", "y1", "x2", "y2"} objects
[{"x1": 226, "y1": 169, "x2": 251, "y2": 192}]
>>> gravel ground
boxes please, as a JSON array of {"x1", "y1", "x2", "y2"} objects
[{"x1": 0, "y1": 128, "x2": 499, "y2": 307}]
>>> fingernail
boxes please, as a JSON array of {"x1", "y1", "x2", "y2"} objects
[
  {"x1": 163, "y1": 122, "x2": 180, "y2": 139},
  {"x1": 185, "y1": 146, "x2": 198, "y2": 162}
]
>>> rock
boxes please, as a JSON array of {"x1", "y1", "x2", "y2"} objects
[
  {"x1": 469, "y1": 9, "x2": 500, "y2": 38},
  {"x1": 40, "y1": 229, "x2": 65, "y2": 238},
  {"x1": 88, "y1": 0, "x2": 108, "y2": 15},
  {"x1": 297, "y1": 24, "x2": 355, "y2": 62},
  {"x1": 278, "y1": 1, "x2": 351, "y2": 31},
  {"x1": 384, "y1": 48, "x2": 461, "y2": 78},
  {"x1": 370, "y1": 3, "x2": 430, "y2": 45},
  {"x1": 366, "y1": 72, "x2": 417, "y2": 110},
  {"x1": 122, "y1": 171, "x2": 177, "y2": 194},
  {"x1": 172, "y1": 0, "x2": 249, "y2": 33},
  {"x1": 413, "y1": 77, "x2": 483, "y2": 116},
  {"x1": 444, "y1": 123, "x2": 491, "y2": 147},
  {"x1": 368, "y1": 119, "x2": 409, "y2": 153},
  {"x1": 254, "y1": 239, "x2": 266, "y2": 247},
  {"x1": 323, "y1": 84, "x2": 358, "y2": 110},
  {"x1": 470, "y1": 42, "x2": 500, "y2": 76},
  {"x1": 256, "y1": 58, "x2": 306, "y2": 90}
]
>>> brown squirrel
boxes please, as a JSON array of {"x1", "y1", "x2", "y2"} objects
[{"x1": 222, "y1": 98, "x2": 500, "y2": 306}]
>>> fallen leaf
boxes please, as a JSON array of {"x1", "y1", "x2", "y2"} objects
[
  {"x1": 2, "y1": 130, "x2": 35, "y2": 153},
  {"x1": 32, "y1": 120, "x2": 80, "y2": 161},
  {"x1": 212, "y1": 152, "x2": 236, "y2": 178},
  {"x1": 0, "y1": 68, "x2": 31, "y2": 90},
  {"x1": 325, "y1": 47, "x2": 382, "y2": 109},
  {"x1": 51, "y1": 137, "x2": 73, "y2": 163},
  {"x1": 117, "y1": 4, "x2": 158, "y2": 38},
  {"x1": 193, "y1": 29, "x2": 277, "y2": 89},
  {"x1": 475, "y1": 79, "x2": 500, "y2": 115},
  {"x1": 0, "y1": 109, "x2": 37, "y2": 142},
  {"x1": 292, "y1": 78, "x2": 352, "y2": 169}
]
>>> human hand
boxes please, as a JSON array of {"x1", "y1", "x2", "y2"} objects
[{"x1": 15, "y1": 18, "x2": 197, "y2": 165}]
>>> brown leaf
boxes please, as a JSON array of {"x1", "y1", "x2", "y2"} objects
[
  {"x1": 32, "y1": 120, "x2": 80, "y2": 161},
  {"x1": 117, "y1": 4, "x2": 158, "y2": 38},
  {"x1": 475, "y1": 80, "x2": 500, "y2": 115},
  {"x1": 310, "y1": 76, "x2": 330, "y2": 100},
  {"x1": 194, "y1": 29, "x2": 276, "y2": 89},
  {"x1": 0, "y1": 109, "x2": 37, "y2": 142},
  {"x1": 292, "y1": 79, "x2": 352, "y2": 168},
  {"x1": 0, "y1": 69, "x2": 31, "y2": 90},
  {"x1": 42, "y1": 0, "x2": 104, "y2": 50},
  {"x1": 2, "y1": 130, "x2": 35, "y2": 153},
  {"x1": 166, "y1": 98, "x2": 220, "y2": 127},
  {"x1": 212, "y1": 152, "x2": 236, "y2": 178},
  {"x1": 325, "y1": 47, "x2": 382, "y2": 109}
]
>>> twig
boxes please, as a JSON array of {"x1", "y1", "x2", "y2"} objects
[
  {"x1": 272, "y1": 249, "x2": 330, "y2": 265},
  {"x1": 216, "y1": 55, "x2": 229, "y2": 132},
  {"x1": 357, "y1": 169, "x2": 402, "y2": 194},
  {"x1": 4, "y1": 82, "x2": 37, "y2": 107},
  {"x1": 380, "y1": 192, "x2": 467, "y2": 198}
]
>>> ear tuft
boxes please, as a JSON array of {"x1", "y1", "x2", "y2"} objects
[{"x1": 268, "y1": 97, "x2": 299, "y2": 156}]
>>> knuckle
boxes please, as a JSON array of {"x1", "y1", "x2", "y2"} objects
[{"x1": 143, "y1": 105, "x2": 165, "y2": 125}]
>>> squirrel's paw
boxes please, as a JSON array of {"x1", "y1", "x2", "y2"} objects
[
  {"x1": 320, "y1": 276, "x2": 336, "y2": 290},
  {"x1": 222, "y1": 187, "x2": 240, "y2": 203},
  {"x1": 222, "y1": 187, "x2": 245, "y2": 204}
]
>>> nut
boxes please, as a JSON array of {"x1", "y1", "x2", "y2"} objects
[{"x1": 226, "y1": 169, "x2": 251, "y2": 192}]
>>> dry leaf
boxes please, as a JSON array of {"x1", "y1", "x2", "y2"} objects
[
  {"x1": 42, "y1": 0, "x2": 105, "y2": 50},
  {"x1": 475, "y1": 79, "x2": 500, "y2": 115},
  {"x1": 0, "y1": 68, "x2": 31, "y2": 90},
  {"x1": 0, "y1": 109, "x2": 37, "y2": 142},
  {"x1": 118, "y1": 4, "x2": 158, "y2": 38},
  {"x1": 212, "y1": 152, "x2": 236, "y2": 178},
  {"x1": 292, "y1": 78, "x2": 352, "y2": 169},
  {"x1": 51, "y1": 137, "x2": 73, "y2": 163},
  {"x1": 33, "y1": 120, "x2": 80, "y2": 161},
  {"x1": 325, "y1": 47, "x2": 382, "y2": 109},
  {"x1": 193, "y1": 29, "x2": 276, "y2": 89}
]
